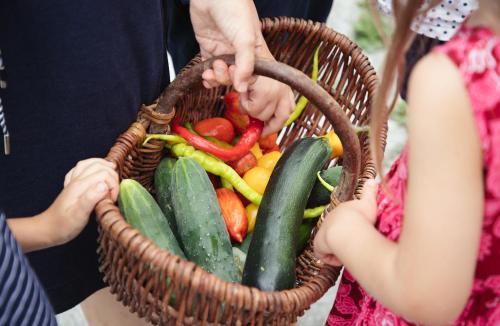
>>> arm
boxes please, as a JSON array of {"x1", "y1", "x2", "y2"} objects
[
  {"x1": 315, "y1": 53, "x2": 483, "y2": 324},
  {"x1": 7, "y1": 159, "x2": 119, "y2": 253},
  {"x1": 7, "y1": 214, "x2": 60, "y2": 253}
]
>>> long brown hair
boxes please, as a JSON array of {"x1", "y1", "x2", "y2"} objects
[{"x1": 370, "y1": 0, "x2": 441, "y2": 177}]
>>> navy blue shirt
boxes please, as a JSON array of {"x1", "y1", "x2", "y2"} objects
[{"x1": 0, "y1": 1, "x2": 169, "y2": 312}]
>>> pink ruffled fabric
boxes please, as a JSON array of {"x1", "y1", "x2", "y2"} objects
[{"x1": 327, "y1": 25, "x2": 500, "y2": 325}]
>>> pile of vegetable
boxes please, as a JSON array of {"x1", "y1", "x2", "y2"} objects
[{"x1": 118, "y1": 80, "x2": 345, "y2": 290}]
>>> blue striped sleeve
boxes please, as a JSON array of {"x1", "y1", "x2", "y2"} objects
[{"x1": 0, "y1": 211, "x2": 57, "y2": 326}]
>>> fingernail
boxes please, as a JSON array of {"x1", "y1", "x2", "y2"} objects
[
  {"x1": 97, "y1": 182, "x2": 107, "y2": 193},
  {"x1": 366, "y1": 179, "x2": 378, "y2": 187}
]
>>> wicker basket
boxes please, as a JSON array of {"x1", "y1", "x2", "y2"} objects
[{"x1": 95, "y1": 17, "x2": 382, "y2": 325}]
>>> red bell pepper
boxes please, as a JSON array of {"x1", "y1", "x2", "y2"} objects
[
  {"x1": 172, "y1": 118, "x2": 264, "y2": 162},
  {"x1": 224, "y1": 91, "x2": 250, "y2": 133}
]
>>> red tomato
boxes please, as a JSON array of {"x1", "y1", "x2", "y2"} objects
[
  {"x1": 228, "y1": 152, "x2": 257, "y2": 176},
  {"x1": 194, "y1": 117, "x2": 235, "y2": 143},
  {"x1": 224, "y1": 91, "x2": 250, "y2": 133},
  {"x1": 258, "y1": 133, "x2": 278, "y2": 150},
  {"x1": 216, "y1": 188, "x2": 248, "y2": 243}
]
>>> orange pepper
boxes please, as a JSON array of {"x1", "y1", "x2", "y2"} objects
[
  {"x1": 257, "y1": 151, "x2": 282, "y2": 171},
  {"x1": 216, "y1": 188, "x2": 248, "y2": 243},
  {"x1": 243, "y1": 166, "x2": 272, "y2": 195},
  {"x1": 321, "y1": 131, "x2": 344, "y2": 158}
]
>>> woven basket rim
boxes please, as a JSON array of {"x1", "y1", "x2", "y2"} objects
[
  {"x1": 96, "y1": 17, "x2": 382, "y2": 322},
  {"x1": 97, "y1": 123, "x2": 340, "y2": 315}
]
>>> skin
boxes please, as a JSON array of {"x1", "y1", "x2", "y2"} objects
[
  {"x1": 190, "y1": 0, "x2": 295, "y2": 136},
  {"x1": 314, "y1": 3, "x2": 499, "y2": 323},
  {"x1": 7, "y1": 159, "x2": 119, "y2": 253}
]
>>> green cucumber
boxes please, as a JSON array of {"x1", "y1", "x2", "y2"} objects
[
  {"x1": 118, "y1": 179, "x2": 185, "y2": 258},
  {"x1": 236, "y1": 222, "x2": 313, "y2": 257},
  {"x1": 154, "y1": 157, "x2": 179, "y2": 240},
  {"x1": 170, "y1": 157, "x2": 239, "y2": 282},
  {"x1": 242, "y1": 137, "x2": 331, "y2": 291},
  {"x1": 306, "y1": 166, "x2": 342, "y2": 208}
]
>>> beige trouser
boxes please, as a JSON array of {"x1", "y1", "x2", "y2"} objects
[{"x1": 81, "y1": 287, "x2": 151, "y2": 326}]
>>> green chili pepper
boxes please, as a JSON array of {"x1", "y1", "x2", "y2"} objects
[
  {"x1": 170, "y1": 143, "x2": 263, "y2": 205},
  {"x1": 284, "y1": 46, "x2": 320, "y2": 127},
  {"x1": 143, "y1": 134, "x2": 186, "y2": 146},
  {"x1": 167, "y1": 142, "x2": 326, "y2": 218},
  {"x1": 184, "y1": 122, "x2": 198, "y2": 134},
  {"x1": 205, "y1": 136, "x2": 233, "y2": 149},
  {"x1": 304, "y1": 205, "x2": 327, "y2": 219},
  {"x1": 317, "y1": 171, "x2": 334, "y2": 192}
]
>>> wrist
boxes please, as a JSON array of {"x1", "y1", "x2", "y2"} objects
[{"x1": 35, "y1": 210, "x2": 66, "y2": 248}]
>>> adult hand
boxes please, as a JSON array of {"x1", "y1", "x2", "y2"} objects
[
  {"x1": 190, "y1": 0, "x2": 262, "y2": 93},
  {"x1": 190, "y1": 0, "x2": 295, "y2": 135}
]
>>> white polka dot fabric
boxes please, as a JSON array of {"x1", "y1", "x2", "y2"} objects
[{"x1": 377, "y1": 0, "x2": 478, "y2": 41}]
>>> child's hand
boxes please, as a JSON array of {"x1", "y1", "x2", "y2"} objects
[
  {"x1": 313, "y1": 180, "x2": 379, "y2": 266},
  {"x1": 41, "y1": 158, "x2": 119, "y2": 245}
]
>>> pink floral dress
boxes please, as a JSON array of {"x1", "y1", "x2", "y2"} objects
[{"x1": 327, "y1": 25, "x2": 500, "y2": 325}]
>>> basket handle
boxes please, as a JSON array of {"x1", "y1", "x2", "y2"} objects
[{"x1": 153, "y1": 55, "x2": 361, "y2": 202}]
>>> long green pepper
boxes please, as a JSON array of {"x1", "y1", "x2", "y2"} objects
[
  {"x1": 284, "y1": 46, "x2": 320, "y2": 127},
  {"x1": 170, "y1": 143, "x2": 263, "y2": 205},
  {"x1": 144, "y1": 136, "x2": 327, "y2": 218}
]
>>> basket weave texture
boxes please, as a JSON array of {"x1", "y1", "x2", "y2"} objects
[{"x1": 95, "y1": 17, "x2": 383, "y2": 325}]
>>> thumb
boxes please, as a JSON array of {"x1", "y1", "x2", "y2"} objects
[{"x1": 233, "y1": 36, "x2": 255, "y2": 93}]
